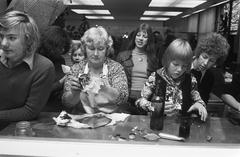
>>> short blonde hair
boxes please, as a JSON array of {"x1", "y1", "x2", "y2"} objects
[
  {"x1": 162, "y1": 38, "x2": 193, "y2": 71},
  {"x1": 81, "y1": 26, "x2": 113, "y2": 56},
  {"x1": 0, "y1": 10, "x2": 40, "y2": 55}
]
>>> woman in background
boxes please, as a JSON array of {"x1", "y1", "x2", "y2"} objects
[
  {"x1": 191, "y1": 33, "x2": 229, "y2": 105},
  {"x1": 116, "y1": 23, "x2": 159, "y2": 115}
]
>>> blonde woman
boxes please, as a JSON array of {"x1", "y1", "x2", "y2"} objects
[{"x1": 62, "y1": 26, "x2": 128, "y2": 114}]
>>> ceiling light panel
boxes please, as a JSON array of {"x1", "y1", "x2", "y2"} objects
[
  {"x1": 85, "y1": 16, "x2": 114, "y2": 20},
  {"x1": 71, "y1": 9, "x2": 111, "y2": 14},
  {"x1": 176, "y1": 0, "x2": 207, "y2": 8},
  {"x1": 149, "y1": 0, "x2": 175, "y2": 7},
  {"x1": 144, "y1": 11, "x2": 182, "y2": 16},
  {"x1": 140, "y1": 17, "x2": 169, "y2": 21},
  {"x1": 64, "y1": 0, "x2": 104, "y2": 6},
  {"x1": 149, "y1": 0, "x2": 206, "y2": 8}
]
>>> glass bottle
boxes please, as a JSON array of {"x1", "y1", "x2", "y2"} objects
[
  {"x1": 150, "y1": 96, "x2": 165, "y2": 131},
  {"x1": 178, "y1": 116, "x2": 191, "y2": 138}
]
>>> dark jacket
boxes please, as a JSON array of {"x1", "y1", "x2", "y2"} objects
[
  {"x1": 224, "y1": 71, "x2": 240, "y2": 101},
  {"x1": 154, "y1": 72, "x2": 192, "y2": 115},
  {"x1": 191, "y1": 67, "x2": 225, "y2": 104}
]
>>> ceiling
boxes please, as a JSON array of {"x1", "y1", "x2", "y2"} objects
[{"x1": 64, "y1": 0, "x2": 230, "y2": 21}]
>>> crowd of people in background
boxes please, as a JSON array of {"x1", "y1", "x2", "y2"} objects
[{"x1": 1, "y1": 10, "x2": 240, "y2": 126}]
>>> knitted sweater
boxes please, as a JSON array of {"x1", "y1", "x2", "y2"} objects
[{"x1": 0, "y1": 53, "x2": 55, "y2": 122}]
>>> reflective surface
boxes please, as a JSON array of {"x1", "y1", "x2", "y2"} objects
[{"x1": 0, "y1": 112, "x2": 240, "y2": 144}]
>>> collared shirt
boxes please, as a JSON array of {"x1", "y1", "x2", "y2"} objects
[{"x1": 0, "y1": 51, "x2": 34, "y2": 70}]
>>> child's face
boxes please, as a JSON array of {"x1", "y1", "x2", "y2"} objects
[
  {"x1": 167, "y1": 60, "x2": 188, "y2": 79},
  {"x1": 72, "y1": 48, "x2": 84, "y2": 63}
]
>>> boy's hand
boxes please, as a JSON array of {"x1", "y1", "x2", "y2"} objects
[{"x1": 188, "y1": 103, "x2": 208, "y2": 121}]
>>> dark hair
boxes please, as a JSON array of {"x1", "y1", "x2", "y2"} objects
[
  {"x1": 127, "y1": 23, "x2": 158, "y2": 69},
  {"x1": 194, "y1": 33, "x2": 229, "y2": 59},
  {"x1": 38, "y1": 26, "x2": 71, "y2": 60}
]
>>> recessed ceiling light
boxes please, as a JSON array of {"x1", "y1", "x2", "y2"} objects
[
  {"x1": 144, "y1": 11, "x2": 182, "y2": 16},
  {"x1": 85, "y1": 16, "x2": 114, "y2": 20},
  {"x1": 149, "y1": 0, "x2": 206, "y2": 8},
  {"x1": 64, "y1": 0, "x2": 104, "y2": 6},
  {"x1": 140, "y1": 17, "x2": 169, "y2": 21},
  {"x1": 71, "y1": 9, "x2": 111, "y2": 14}
]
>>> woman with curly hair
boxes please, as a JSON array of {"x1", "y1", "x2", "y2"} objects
[{"x1": 191, "y1": 33, "x2": 229, "y2": 105}]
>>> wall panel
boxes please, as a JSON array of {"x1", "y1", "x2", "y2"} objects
[
  {"x1": 199, "y1": 8, "x2": 216, "y2": 33},
  {"x1": 188, "y1": 14, "x2": 199, "y2": 33}
]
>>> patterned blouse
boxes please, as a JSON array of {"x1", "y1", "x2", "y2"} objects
[
  {"x1": 138, "y1": 67, "x2": 205, "y2": 115},
  {"x1": 63, "y1": 58, "x2": 129, "y2": 106}
]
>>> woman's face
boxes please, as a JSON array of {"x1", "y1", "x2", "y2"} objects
[
  {"x1": 194, "y1": 52, "x2": 217, "y2": 71},
  {"x1": 86, "y1": 42, "x2": 107, "y2": 67},
  {"x1": 167, "y1": 59, "x2": 188, "y2": 79},
  {"x1": 135, "y1": 31, "x2": 148, "y2": 49},
  {"x1": 72, "y1": 48, "x2": 84, "y2": 63}
]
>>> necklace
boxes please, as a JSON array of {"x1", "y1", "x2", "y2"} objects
[
  {"x1": 138, "y1": 57, "x2": 143, "y2": 62},
  {"x1": 132, "y1": 49, "x2": 145, "y2": 62}
]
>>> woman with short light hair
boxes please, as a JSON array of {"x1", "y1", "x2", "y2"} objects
[{"x1": 62, "y1": 26, "x2": 128, "y2": 114}]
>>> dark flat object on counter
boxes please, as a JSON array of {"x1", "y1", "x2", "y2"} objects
[{"x1": 79, "y1": 115, "x2": 112, "y2": 129}]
